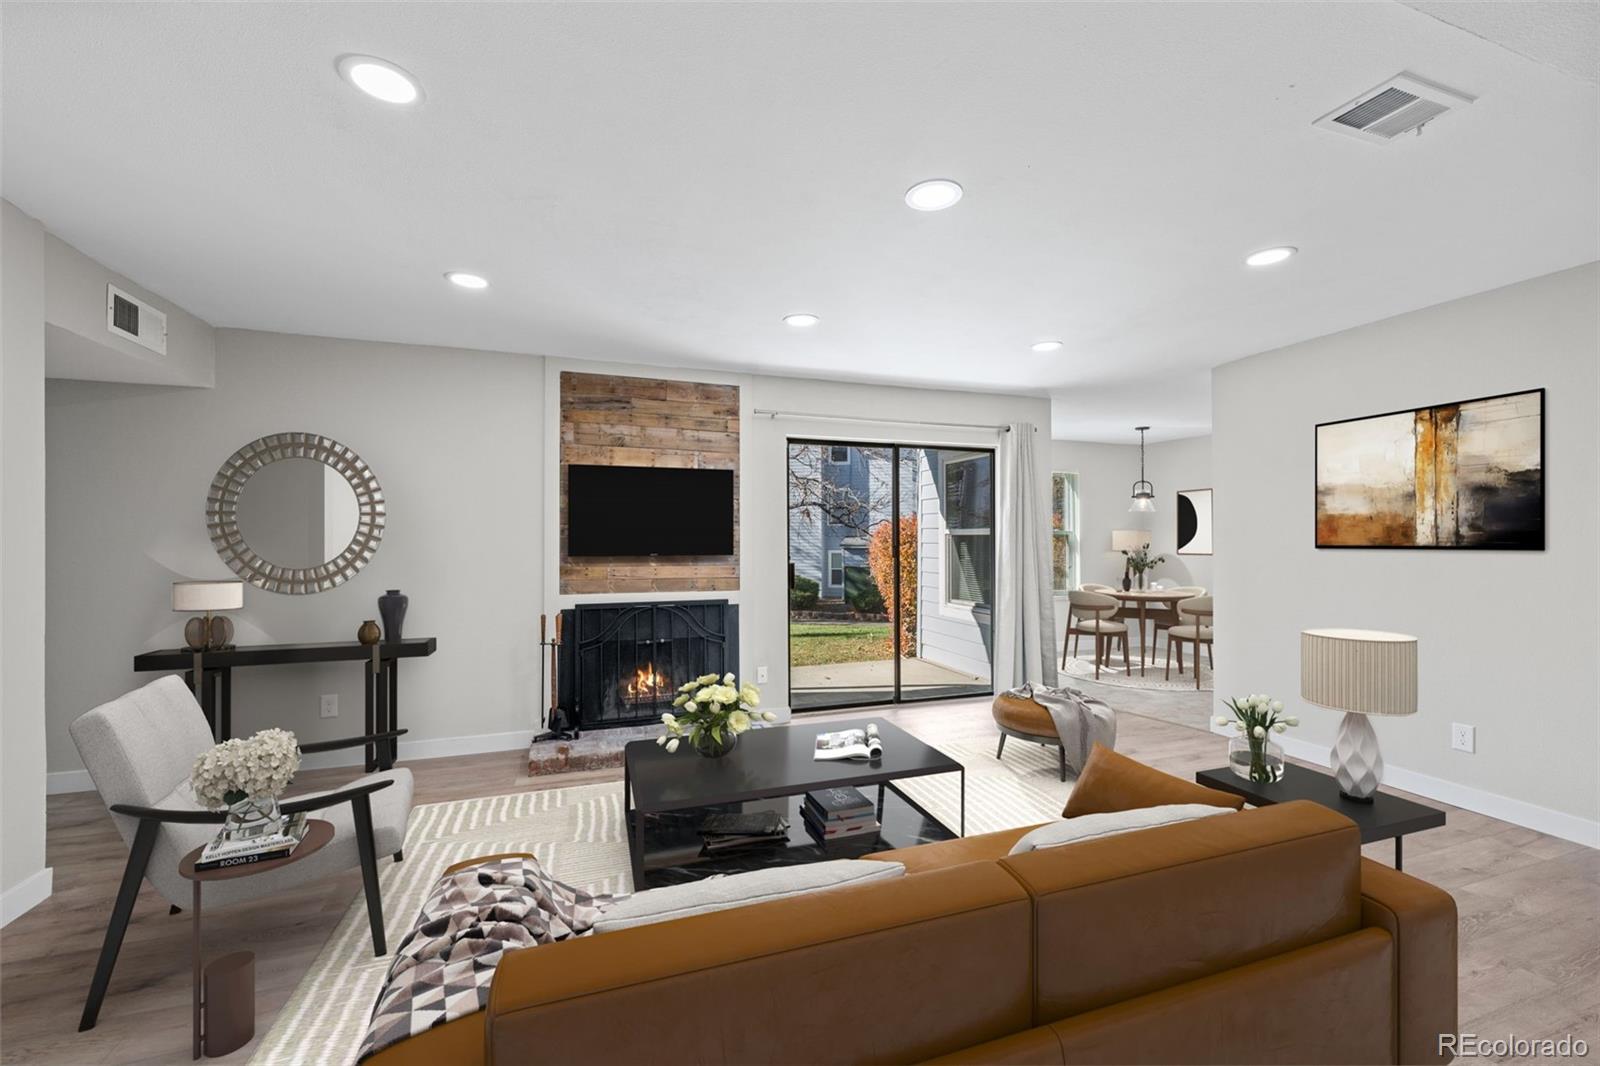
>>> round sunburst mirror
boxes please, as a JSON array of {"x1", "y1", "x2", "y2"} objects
[{"x1": 205, "y1": 433, "x2": 385, "y2": 595}]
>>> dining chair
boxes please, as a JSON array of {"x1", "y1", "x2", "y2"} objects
[
  {"x1": 1065, "y1": 590, "x2": 1131, "y2": 680},
  {"x1": 1148, "y1": 585, "x2": 1207, "y2": 657},
  {"x1": 1165, "y1": 595, "x2": 1214, "y2": 689},
  {"x1": 1080, "y1": 583, "x2": 1136, "y2": 625},
  {"x1": 69, "y1": 675, "x2": 415, "y2": 1031}
]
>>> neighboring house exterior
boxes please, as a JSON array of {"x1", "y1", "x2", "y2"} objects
[
  {"x1": 915, "y1": 448, "x2": 994, "y2": 680},
  {"x1": 787, "y1": 443, "x2": 897, "y2": 600},
  {"x1": 788, "y1": 443, "x2": 994, "y2": 684}
]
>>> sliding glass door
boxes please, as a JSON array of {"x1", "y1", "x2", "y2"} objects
[{"x1": 787, "y1": 440, "x2": 994, "y2": 712}]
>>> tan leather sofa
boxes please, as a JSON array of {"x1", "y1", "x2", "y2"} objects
[{"x1": 368, "y1": 798, "x2": 1456, "y2": 1065}]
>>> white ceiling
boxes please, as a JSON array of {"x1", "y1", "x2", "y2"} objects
[{"x1": 4, "y1": 2, "x2": 1595, "y2": 443}]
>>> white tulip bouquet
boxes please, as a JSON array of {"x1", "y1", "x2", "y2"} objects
[
  {"x1": 1214, "y1": 694, "x2": 1298, "y2": 783},
  {"x1": 659, "y1": 672, "x2": 774, "y2": 756},
  {"x1": 191, "y1": 728, "x2": 300, "y2": 809}
]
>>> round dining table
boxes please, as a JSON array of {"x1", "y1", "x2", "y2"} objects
[{"x1": 1106, "y1": 588, "x2": 1192, "y2": 676}]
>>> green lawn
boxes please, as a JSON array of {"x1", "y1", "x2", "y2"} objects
[{"x1": 789, "y1": 621, "x2": 892, "y2": 667}]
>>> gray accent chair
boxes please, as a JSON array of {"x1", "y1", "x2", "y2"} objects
[{"x1": 69, "y1": 675, "x2": 415, "y2": 1030}]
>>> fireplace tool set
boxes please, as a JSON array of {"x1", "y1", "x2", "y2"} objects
[{"x1": 535, "y1": 613, "x2": 580, "y2": 743}]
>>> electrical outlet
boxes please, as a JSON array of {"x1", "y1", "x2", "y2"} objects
[
  {"x1": 1451, "y1": 723, "x2": 1475, "y2": 753},
  {"x1": 320, "y1": 694, "x2": 339, "y2": 719},
  {"x1": 756, "y1": 666, "x2": 769, "y2": 684}
]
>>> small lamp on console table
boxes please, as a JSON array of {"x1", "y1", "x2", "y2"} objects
[
  {"x1": 1300, "y1": 628, "x2": 1417, "y2": 802},
  {"x1": 175, "y1": 580, "x2": 242, "y2": 652}
]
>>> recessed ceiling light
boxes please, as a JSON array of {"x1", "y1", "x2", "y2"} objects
[
  {"x1": 1245, "y1": 246, "x2": 1297, "y2": 267},
  {"x1": 1031, "y1": 340, "x2": 1064, "y2": 353},
  {"x1": 783, "y1": 313, "x2": 820, "y2": 328},
  {"x1": 904, "y1": 179, "x2": 963, "y2": 212},
  {"x1": 337, "y1": 55, "x2": 422, "y2": 105},
  {"x1": 445, "y1": 272, "x2": 489, "y2": 290}
]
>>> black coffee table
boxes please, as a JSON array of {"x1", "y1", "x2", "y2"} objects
[
  {"x1": 1195, "y1": 765, "x2": 1444, "y2": 870},
  {"x1": 624, "y1": 718, "x2": 964, "y2": 888}
]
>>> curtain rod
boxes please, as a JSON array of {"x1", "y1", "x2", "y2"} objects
[{"x1": 752, "y1": 408, "x2": 1028, "y2": 433}]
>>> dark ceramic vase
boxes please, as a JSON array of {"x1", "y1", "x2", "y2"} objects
[
  {"x1": 378, "y1": 589, "x2": 408, "y2": 642},
  {"x1": 1121, "y1": 564, "x2": 1133, "y2": 593}
]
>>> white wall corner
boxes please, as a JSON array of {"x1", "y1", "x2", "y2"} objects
[{"x1": 1, "y1": 866, "x2": 53, "y2": 927}]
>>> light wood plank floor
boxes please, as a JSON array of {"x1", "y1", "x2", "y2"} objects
[{"x1": 3, "y1": 698, "x2": 1594, "y2": 1065}]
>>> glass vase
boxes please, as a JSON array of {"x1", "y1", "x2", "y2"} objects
[
  {"x1": 1228, "y1": 735, "x2": 1284, "y2": 784},
  {"x1": 219, "y1": 793, "x2": 285, "y2": 845},
  {"x1": 694, "y1": 729, "x2": 739, "y2": 759}
]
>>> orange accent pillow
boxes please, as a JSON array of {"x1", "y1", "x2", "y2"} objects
[{"x1": 1063, "y1": 744, "x2": 1245, "y2": 818}]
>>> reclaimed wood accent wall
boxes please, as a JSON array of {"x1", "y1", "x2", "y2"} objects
[{"x1": 560, "y1": 371, "x2": 740, "y2": 594}]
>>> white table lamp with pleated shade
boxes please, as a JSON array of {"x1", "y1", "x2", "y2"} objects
[{"x1": 1301, "y1": 629, "x2": 1417, "y2": 802}]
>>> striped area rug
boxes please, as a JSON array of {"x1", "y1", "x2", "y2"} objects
[{"x1": 249, "y1": 714, "x2": 1069, "y2": 1066}]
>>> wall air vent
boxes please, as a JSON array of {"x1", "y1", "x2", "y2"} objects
[
  {"x1": 1313, "y1": 72, "x2": 1475, "y2": 144},
  {"x1": 106, "y1": 284, "x2": 167, "y2": 355}
]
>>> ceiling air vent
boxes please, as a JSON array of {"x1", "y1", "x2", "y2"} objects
[
  {"x1": 1313, "y1": 72, "x2": 1475, "y2": 144},
  {"x1": 106, "y1": 284, "x2": 168, "y2": 355}
]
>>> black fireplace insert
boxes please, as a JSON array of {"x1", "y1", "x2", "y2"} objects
[{"x1": 557, "y1": 600, "x2": 739, "y2": 730}]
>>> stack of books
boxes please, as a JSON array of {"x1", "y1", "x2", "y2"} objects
[
  {"x1": 802, "y1": 787, "x2": 880, "y2": 842},
  {"x1": 697, "y1": 811, "x2": 790, "y2": 854},
  {"x1": 194, "y1": 812, "x2": 309, "y2": 872}
]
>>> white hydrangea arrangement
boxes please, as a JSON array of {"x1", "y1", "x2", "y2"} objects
[
  {"x1": 190, "y1": 728, "x2": 300, "y2": 808},
  {"x1": 658, "y1": 672, "x2": 774, "y2": 754}
]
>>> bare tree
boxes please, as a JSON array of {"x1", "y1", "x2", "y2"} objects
[{"x1": 787, "y1": 445, "x2": 895, "y2": 536}]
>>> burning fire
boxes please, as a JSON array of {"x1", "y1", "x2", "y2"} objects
[{"x1": 625, "y1": 663, "x2": 671, "y2": 703}]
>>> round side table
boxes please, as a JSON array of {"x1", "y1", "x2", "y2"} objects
[{"x1": 178, "y1": 819, "x2": 333, "y2": 1059}]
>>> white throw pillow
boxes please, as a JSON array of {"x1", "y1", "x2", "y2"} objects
[
  {"x1": 1007, "y1": 803, "x2": 1232, "y2": 855},
  {"x1": 595, "y1": 859, "x2": 905, "y2": 933}
]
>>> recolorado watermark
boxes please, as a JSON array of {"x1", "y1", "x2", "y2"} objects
[{"x1": 1442, "y1": 1034, "x2": 1590, "y2": 1059}]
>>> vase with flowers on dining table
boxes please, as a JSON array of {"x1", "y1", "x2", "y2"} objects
[{"x1": 1120, "y1": 545, "x2": 1166, "y2": 590}]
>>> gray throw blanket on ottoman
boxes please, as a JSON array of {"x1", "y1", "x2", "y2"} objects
[
  {"x1": 1006, "y1": 683, "x2": 1117, "y2": 776},
  {"x1": 358, "y1": 855, "x2": 612, "y2": 1062}
]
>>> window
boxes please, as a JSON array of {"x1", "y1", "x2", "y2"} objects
[
  {"x1": 944, "y1": 455, "x2": 994, "y2": 606},
  {"x1": 827, "y1": 445, "x2": 850, "y2": 465},
  {"x1": 827, "y1": 549, "x2": 844, "y2": 588},
  {"x1": 1052, "y1": 472, "x2": 1080, "y2": 592}
]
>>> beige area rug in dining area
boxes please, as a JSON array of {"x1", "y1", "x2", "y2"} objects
[
  {"x1": 1062, "y1": 652, "x2": 1213, "y2": 692},
  {"x1": 250, "y1": 709, "x2": 1070, "y2": 1066}
]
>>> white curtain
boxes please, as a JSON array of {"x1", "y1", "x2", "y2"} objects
[{"x1": 993, "y1": 421, "x2": 1059, "y2": 690}]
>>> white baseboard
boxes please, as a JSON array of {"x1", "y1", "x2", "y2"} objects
[
  {"x1": 1212, "y1": 724, "x2": 1600, "y2": 849},
  {"x1": 1, "y1": 867, "x2": 53, "y2": 927},
  {"x1": 47, "y1": 730, "x2": 538, "y2": 793},
  {"x1": 46, "y1": 769, "x2": 93, "y2": 795},
  {"x1": 298, "y1": 729, "x2": 535, "y2": 771}
]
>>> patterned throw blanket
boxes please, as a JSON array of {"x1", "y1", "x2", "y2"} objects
[
  {"x1": 358, "y1": 856, "x2": 612, "y2": 1061},
  {"x1": 1005, "y1": 683, "x2": 1117, "y2": 776}
]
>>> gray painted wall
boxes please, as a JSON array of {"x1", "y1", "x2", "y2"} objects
[
  {"x1": 45, "y1": 329, "x2": 546, "y2": 775},
  {"x1": 1214, "y1": 262, "x2": 1598, "y2": 832},
  {"x1": 44, "y1": 231, "x2": 215, "y2": 387},
  {"x1": 2, "y1": 200, "x2": 50, "y2": 907}
]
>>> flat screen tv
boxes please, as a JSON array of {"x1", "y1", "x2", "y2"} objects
[{"x1": 566, "y1": 464, "x2": 735, "y2": 557}]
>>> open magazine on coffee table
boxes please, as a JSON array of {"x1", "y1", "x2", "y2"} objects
[{"x1": 813, "y1": 723, "x2": 883, "y2": 762}]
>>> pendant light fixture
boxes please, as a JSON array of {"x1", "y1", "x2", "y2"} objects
[{"x1": 1129, "y1": 426, "x2": 1156, "y2": 512}]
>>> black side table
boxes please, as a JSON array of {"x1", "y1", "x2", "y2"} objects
[{"x1": 1195, "y1": 766, "x2": 1444, "y2": 870}]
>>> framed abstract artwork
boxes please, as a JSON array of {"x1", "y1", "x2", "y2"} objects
[
  {"x1": 1176, "y1": 488, "x2": 1213, "y2": 555},
  {"x1": 1315, "y1": 388, "x2": 1544, "y2": 550}
]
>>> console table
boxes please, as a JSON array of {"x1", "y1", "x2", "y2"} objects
[{"x1": 133, "y1": 639, "x2": 437, "y2": 771}]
